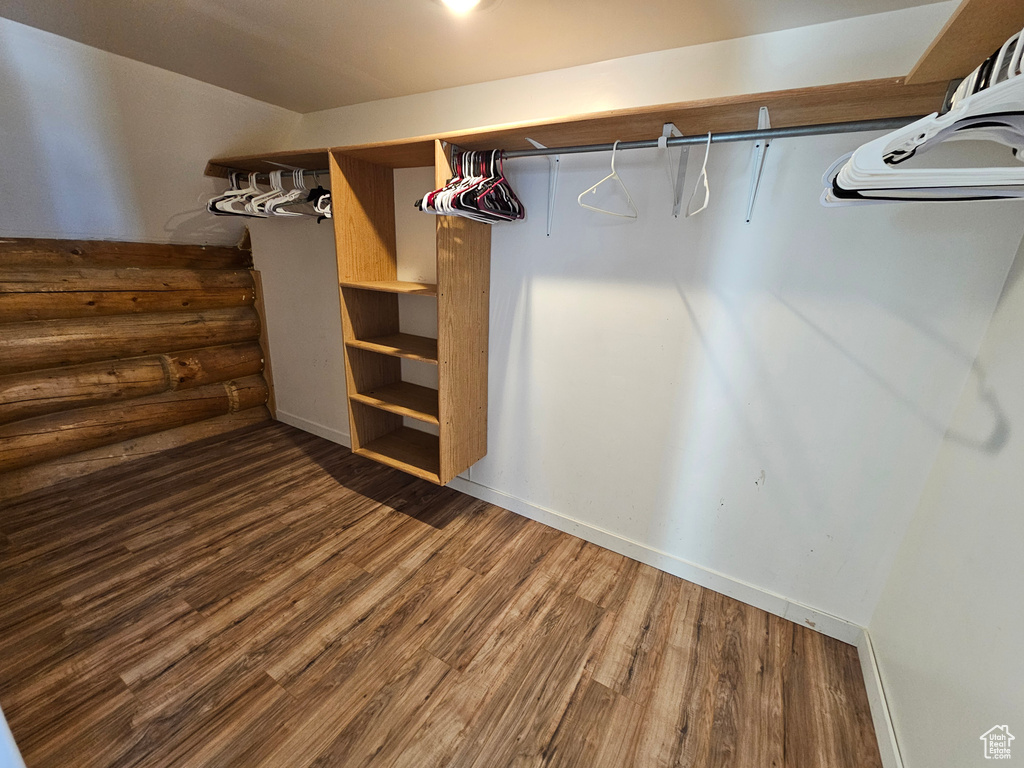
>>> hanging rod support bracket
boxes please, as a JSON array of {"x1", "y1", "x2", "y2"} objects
[
  {"x1": 526, "y1": 137, "x2": 560, "y2": 237},
  {"x1": 746, "y1": 107, "x2": 771, "y2": 222},
  {"x1": 660, "y1": 123, "x2": 689, "y2": 218}
]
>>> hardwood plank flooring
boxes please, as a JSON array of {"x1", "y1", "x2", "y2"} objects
[{"x1": 0, "y1": 422, "x2": 882, "y2": 768}]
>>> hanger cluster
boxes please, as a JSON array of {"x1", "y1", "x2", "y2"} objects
[
  {"x1": 824, "y1": 26, "x2": 1024, "y2": 204},
  {"x1": 576, "y1": 136, "x2": 712, "y2": 219},
  {"x1": 416, "y1": 149, "x2": 525, "y2": 223},
  {"x1": 209, "y1": 170, "x2": 332, "y2": 220}
]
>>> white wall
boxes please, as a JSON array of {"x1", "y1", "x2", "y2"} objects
[
  {"x1": 869, "y1": 235, "x2": 1024, "y2": 768},
  {"x1": 291, "y1": 2, "x2": 955, "y2": 149},
  {"x1": 249, "y1": 217, "x2": 347, "y2": 441},
  {"x1": 0, "y1": 16, "x2": 299, "y2": 245}
]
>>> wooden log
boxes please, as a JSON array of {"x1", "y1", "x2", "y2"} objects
[
  {"x1": 0, "y1": 287, "x2": 254, "y2": 322},
  {"x1": 0, "y1": 238, "x2": 251, "y2": 270},
  {"x1": 0, "y1": 343, "x2": 265, "y2": 424},
  {"x1": 0, "y1": 408, "x2": 270, "y2": 499},
  {"x1": 0, "y1": 267, "x2": 253, "y2": 293},
  {"x1": 0, "y1": 375, "x2": 269, "y2": 472},
  {"x1": 164, "y1": 343, "x2": 265, "y2": 390},
  {"x1": 0, "y1": 308, "x2": 261, "y2": 375}
]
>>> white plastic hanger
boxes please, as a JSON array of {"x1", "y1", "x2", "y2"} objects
[
  {"x1": 207, "y1": 172, "x2": 245, "y2": 215},
  {"x1": 578, "y1": 140, "x2": 638, "y2": 218},
  {"x1": 824, "y1": 25, "x2": 1024, "y2": 204},
  {"x1": 217, "y1": 173, "x2": 264, "y2": 216},
  {"x1": 246, "y1": 170, "x2": 286, "y2": 216},
  {"x1": 266, "y1": 170, "x2": 308, "y2": 216},
  {"x1": 686, "y1": 133, "x2": 712, "y2": 217}
]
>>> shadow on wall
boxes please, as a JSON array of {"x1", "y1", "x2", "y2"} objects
[
  {"x1": 936, "y1": 234, "x2": 1024, "y2": 454},
  {"x1": 773, "y1": 293, "x2": 1010, "y2": 454}
]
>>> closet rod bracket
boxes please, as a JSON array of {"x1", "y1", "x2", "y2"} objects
[
  {"x1": 661, "y1": 123, "x2": 689, "y2": 218},
  {"x1": 746, "y1": 106, "x2": 772, "y2": 222},
  {"x1": 526, "y1": 138, "x2": 560, "y2": 236}
]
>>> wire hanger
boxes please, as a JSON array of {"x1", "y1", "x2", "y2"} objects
[
  {"x1": 578, "y1": 140, "x2": 638, "y2": 218},
  {"x1": 686, "y1": 133, "x2": 712, "y2": 217}
]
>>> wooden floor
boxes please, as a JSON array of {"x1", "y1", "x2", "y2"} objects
[{"x1": 0, "y1": 422, "x2": 882, "y2": 768}]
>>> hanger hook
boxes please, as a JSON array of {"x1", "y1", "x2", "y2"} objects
[{"x1": 610, "y1": 140, "x2": 621, "y2": 173}]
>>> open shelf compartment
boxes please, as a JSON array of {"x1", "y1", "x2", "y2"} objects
[
  {"x1": 349, "y1": 381, "x2": 439, "y2": 424},
  {"x1": 356, "y1": 425, "x2": 440, "y2": 484},
  {"x1": 346, "y1": 333, "x2": 437, "y2": 363}
]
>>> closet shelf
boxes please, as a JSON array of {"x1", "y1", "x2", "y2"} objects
[
  {"x1": 356, "y1": 427, "x2": 440, "y2": 483},
  {"x1": 350, "y1": 382, "x2": 439, "y2": 424},
  {"x1": 340, "y1": 280, "x2": 437, "y2": 296},
  {"x1": 208, "y1": 79, "x2": 948, "y2": 172},
  {"x1": 347, "y1": 333, "x2": 438, "y2": 364}
]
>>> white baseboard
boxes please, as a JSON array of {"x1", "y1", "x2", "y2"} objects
[
  {"x1": 857, "y1": 629, "x2": 904, "y2": 768},
  {"x1": 447, "y1": 475, "x2": 863, "y2": 645},
  {"x1": 275, "y1": 410, "x2": 351, "y2": 448}
]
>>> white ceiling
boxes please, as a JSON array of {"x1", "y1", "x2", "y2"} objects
[{"x1": 0, "y1": 0, "x2": 944, "y2": 113}]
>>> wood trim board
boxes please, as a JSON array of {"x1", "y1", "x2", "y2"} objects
[{"x1": 906, "y1": 0, "x2": 1024, "y2": 84}]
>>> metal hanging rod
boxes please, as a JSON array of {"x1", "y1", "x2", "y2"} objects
[
  {"x1": 501, "y1": 116, "x2": 923, "y2": 158},
  {"x1": 222, "y1": 167, "x2": 329, "y2": 183},
  {"x1": 220, "y1": 115, "x2": 922, "y2": 180}
]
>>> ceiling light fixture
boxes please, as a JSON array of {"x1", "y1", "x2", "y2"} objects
[
  {"x1": 441, "y1": 0, "x2": 481, "y2": 13},
  {"x1": 435, "y1": 0, "x2": 500, "y2": 15}
]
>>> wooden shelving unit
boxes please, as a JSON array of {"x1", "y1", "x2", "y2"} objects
[{"x1": 329, "y1": 141, "x2": 489, "y2": 485}]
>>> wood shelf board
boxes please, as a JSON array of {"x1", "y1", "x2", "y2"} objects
[
  {"x1": 340, "y1": 280, "x2": 437, "y2": 296},
  {"x1": 335, "y1": 78, "x2": 948, "y2": 167},
  {"x1": 350, "y1": 381, "x2": 439, "y2": 424},
  {"x1": 907, "y1": 0, "x2": 1024, "y2": 84},
  {"x1": 355, "y1": 427, "x2": 440, "y2": 484},
  {"x1": 204, "y1": 149, "x2": 330, "y2": 179},
  {"x1": 209, "y1": 79, "x2": 949, "y2": 173},
  {"x1": 347, "y1": 333, "x2": 438, "y2": 364}
]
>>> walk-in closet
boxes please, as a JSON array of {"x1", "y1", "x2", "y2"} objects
[{"x1": 1, "y1": 1, "x2": 1022, "y2": 766}]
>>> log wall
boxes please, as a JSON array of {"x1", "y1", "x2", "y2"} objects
[{"x1": 0, "y1": 238, "x2": 272, "y2": 497}]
